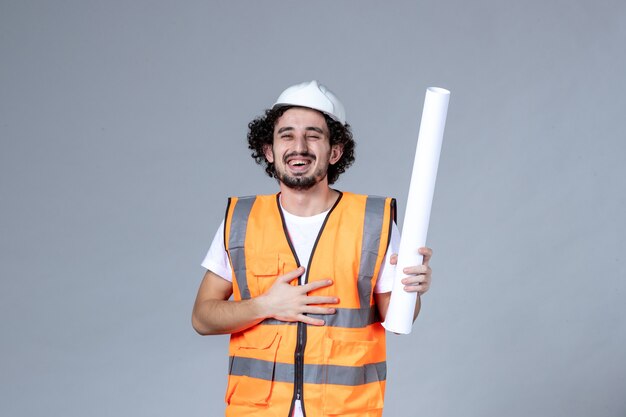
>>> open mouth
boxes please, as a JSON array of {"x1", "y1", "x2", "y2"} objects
[
  {"x1": 288, "y1": 159, "x2": 311, "y2": 168},
  {"x1": 285, "y1": 154, "x2": 315, "y2": 171}
]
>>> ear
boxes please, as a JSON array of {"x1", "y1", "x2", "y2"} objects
[
  {"x1": 263, "y1": 144, "x2": 274, "y2": 163},
  {"x1": 329, "y1": 144, "x2": 343, "y2": 165}
]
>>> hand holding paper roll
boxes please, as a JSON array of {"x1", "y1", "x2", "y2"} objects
[
  {"x1": 393, "y1": 247, "x2": 433, "y2": 295},
  {"x1": 382, "y1": 87, "x2": 450, "y2": 335}
]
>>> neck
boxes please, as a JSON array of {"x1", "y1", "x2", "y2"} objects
[{"x1": 278, "y1": 180, "x2": 339, "y2": 217}]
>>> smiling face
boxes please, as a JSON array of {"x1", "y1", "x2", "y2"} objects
[{"x1": 264, "y1": 107, "x2": 343, "y2": 191}]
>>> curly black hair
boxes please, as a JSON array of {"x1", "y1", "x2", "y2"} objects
[{"x1": 247, "y1": 106, "x2": 355, "y2": 185}]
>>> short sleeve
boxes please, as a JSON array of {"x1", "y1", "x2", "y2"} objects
[
  {"x1": 373, "y1": 222, "x2": 400, "y2": 293},
  {"x1": 200, "y1": 220, "x2": 233, "y2": 282}
]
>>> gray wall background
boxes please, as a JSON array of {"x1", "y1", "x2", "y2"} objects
[{"x1": 1, "y1": 1, "x2": 625, "y2": 416}]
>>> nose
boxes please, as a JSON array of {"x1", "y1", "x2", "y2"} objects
[{"x1": 293, "y1": 133, "x2": 308, "y2": 153}]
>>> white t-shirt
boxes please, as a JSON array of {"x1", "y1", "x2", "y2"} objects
[{"x1": 201, "y1": 205, "x2": 400, "y2": 293}]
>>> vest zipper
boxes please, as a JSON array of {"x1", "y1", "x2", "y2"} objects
[
  {"x1": 276, "y1": 192, "x2": 343, "y2": 417},
  {"x1": 291, "y1": 267, "x2": 309, "y2": 417},
  {"x1": 294, "y1": 321, "x2": 306, "y2": 407}
]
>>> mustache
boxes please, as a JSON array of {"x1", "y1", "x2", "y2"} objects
[{"x1": 283, "y1": 152, "x2": 316, "y2": 163}]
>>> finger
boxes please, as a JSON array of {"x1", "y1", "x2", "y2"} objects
[
  {"x1": 298, "y1": 314, "x2": 325, "y2": 326},
  {"x1": 401, "y1": 276, "x2": 424, "y2": 286},
  {"x1": 304, "y1": 306, "x2": 337, "y2": 315},
  {"x1": 403, "y1": 265, "x2": 430, "y2": 275},
  {"x1": 305, "y1": 296, "x2": 339, "y2": 305},
  {"x1": 403, "y1": 284, "x2": 425, "y2": 293},
  {"x1": 419, "y1": 247, "x2": 432, "y2": 265},
  {"x1": 303, "y1": 279, "x2": 334, "y2": 291},
  {"x1": 278, "y1": 267, "x2": 305, "y2": 283},
  {"x1": 390, "y1": 253, "x2": 398, "y2": 265}
]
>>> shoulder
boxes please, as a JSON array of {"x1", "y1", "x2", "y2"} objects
[
  {"x1": 340, "y1": 191, "x2": 393, "y2": 200},
  {"x1": 228, "y1": 194, "x2": 276, "y2": 203},
  {"x1": 339, "y1": 191, "x2": 395, "y2": 206},
  {"x1": 224, "y1": 194, "x2": 280, "y2": 225},
  {"x1": 225, "y1": 194, "x2": 277, "y2": 212},
  {"x1": 338, "y1": 191, "x2": 397, "y2": 223}
]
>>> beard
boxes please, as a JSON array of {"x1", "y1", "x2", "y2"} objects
[
  {"x1": 274, "y1": 152, "x2": 329, "y2": 191},
  {"x1": 276, "y1": 168, "x2": 326, "y2": 190}
]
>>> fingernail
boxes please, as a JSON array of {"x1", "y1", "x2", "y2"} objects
[{"x1": 327, "y1": 279, "x2": 333, "y2": 284}]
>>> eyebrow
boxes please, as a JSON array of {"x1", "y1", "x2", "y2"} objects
[
  {"x1": 306, "y1": 127, "x2": 324, "y2": 134},
  {"x1": 276, "y1": 126, "x2": 325, "y2": 134}
]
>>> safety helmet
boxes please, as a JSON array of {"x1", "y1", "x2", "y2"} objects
[{"x1": 273, "y1": 80, "x2": 346, "y2": 125}]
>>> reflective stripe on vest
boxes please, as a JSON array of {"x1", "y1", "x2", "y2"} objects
[
  {"x1": 229, "y1": 356, "x2": 386, "y2": 386},
  {"x1": 226, "y1": 196, "x2": 256, "y2": 300},
  {"x1": 358, "y1": 196, "x2": 386, "y2": 308},
  {"x1": 262, "y1": 305, "x2": 380, "y2": 328}
]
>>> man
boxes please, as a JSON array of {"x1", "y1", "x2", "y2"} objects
[{"x1": 192, "y1": 80, "x2": 432, "y2": 417}]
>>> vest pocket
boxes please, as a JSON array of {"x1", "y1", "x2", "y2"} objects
[
  {"x1": 322, "y1": 337, "x2": 385, "y2": 415},
  {"x1": 248, "y1": 254, "x2": 285, "y2": 296},
  {"x1": 226, "y1": 332, "x2": 282, "y2": 406}
]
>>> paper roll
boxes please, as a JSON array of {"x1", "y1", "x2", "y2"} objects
[{"x1": 382, "y1": 87, "x2": 450, "y2": 335}]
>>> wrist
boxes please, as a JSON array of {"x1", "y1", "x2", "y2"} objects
[{"x1": 251, "y1": 293, "x2": 272, "y2": 321}]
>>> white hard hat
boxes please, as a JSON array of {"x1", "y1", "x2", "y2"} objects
[{"x1": 273, "y1": 80, "x2": 346, "y2": 125}]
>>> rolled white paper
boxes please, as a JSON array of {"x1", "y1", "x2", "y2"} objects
[{"x1": 382, "y1": 87, "x2": 450, "y2": 335}]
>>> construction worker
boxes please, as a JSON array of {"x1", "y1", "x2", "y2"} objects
[{"x1": 192, "y1": 80, "x2": 432, "y2": 417}]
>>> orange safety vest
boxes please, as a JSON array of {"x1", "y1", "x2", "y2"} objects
[{"x1": 224, "y1": 191, "x2": 396, "y2": 417}]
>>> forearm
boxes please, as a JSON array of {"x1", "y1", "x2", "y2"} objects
[
  {"x1": 192, "y1": 267, "x2": 337, "y2": 335},
  {"x1": 192, "y1": 297, "x2": 268, "y2": 335}
]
